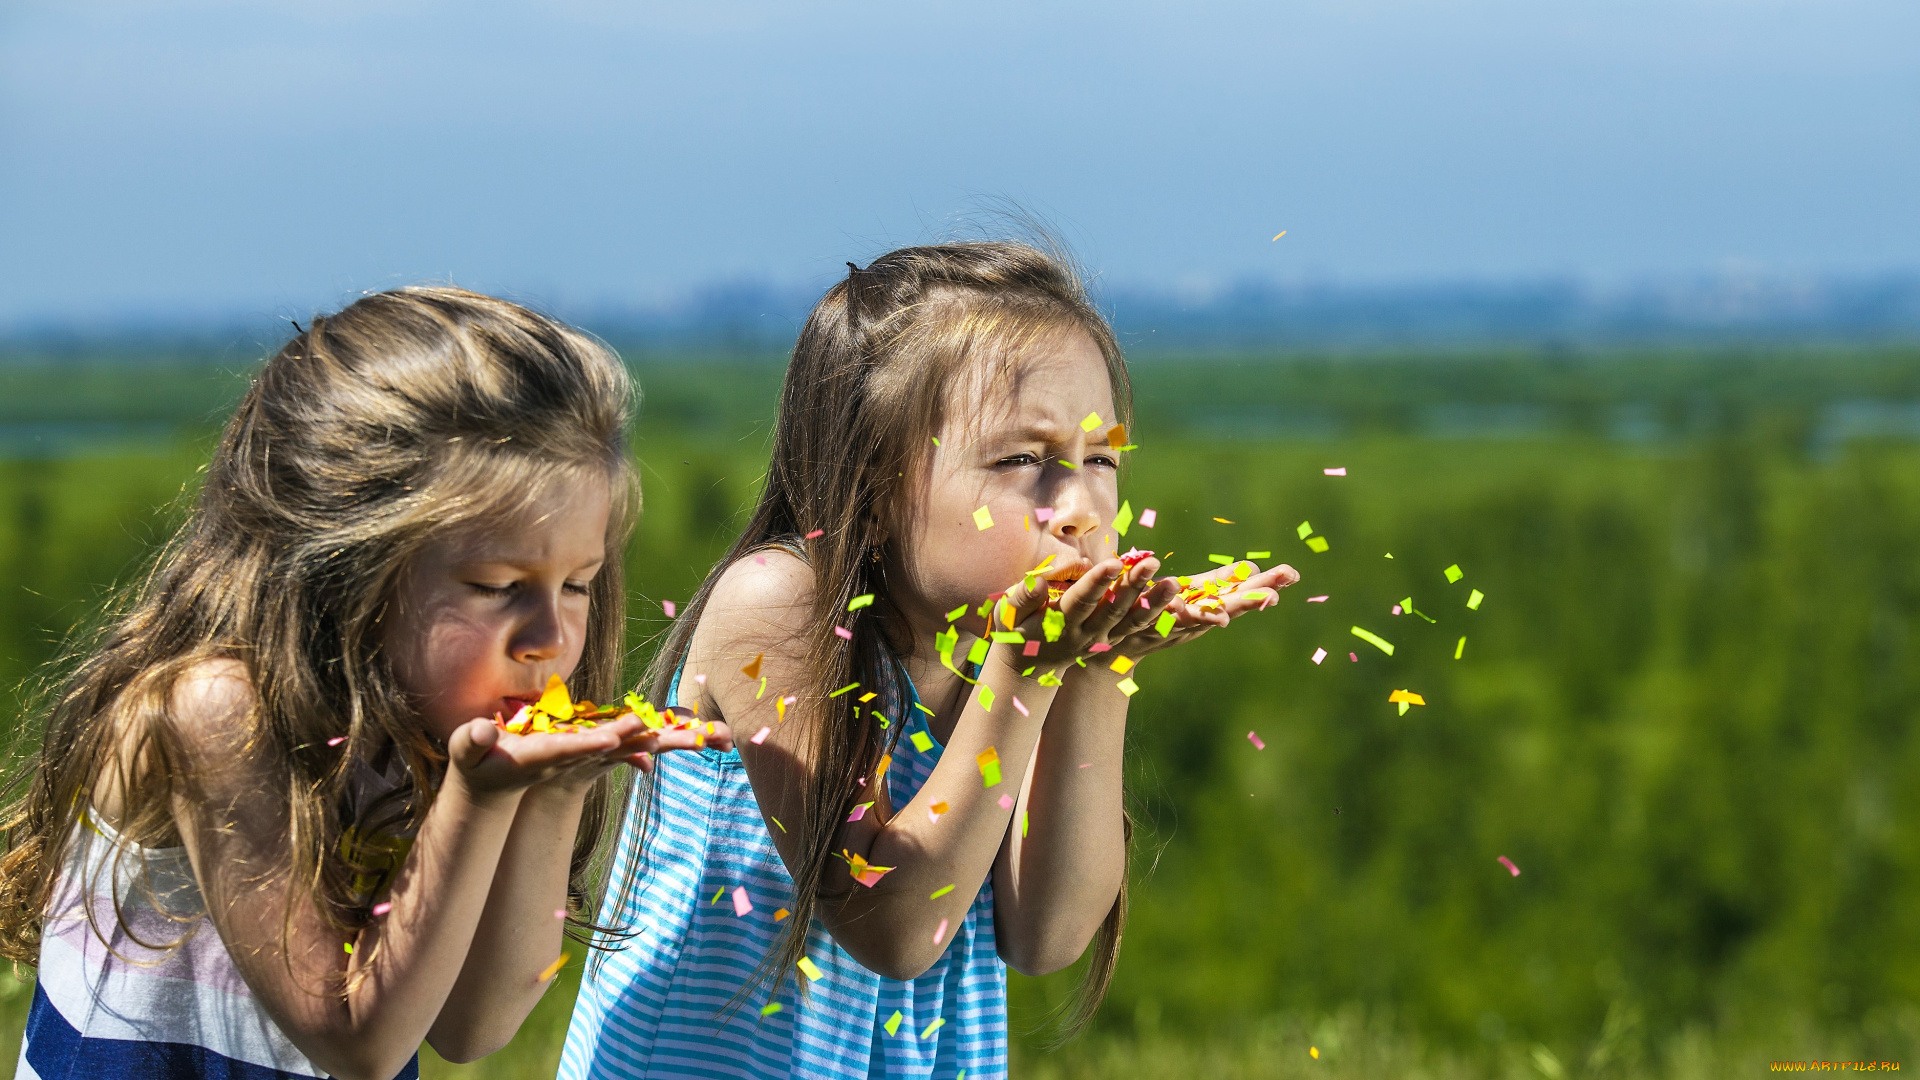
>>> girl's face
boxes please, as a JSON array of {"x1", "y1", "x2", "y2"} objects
[
  {"x1": 383, "y1": 473, "x2": 612, "y2": 741},
  {"x1": 898, "y1": 328, "x2": 1121, "y2": 630}
]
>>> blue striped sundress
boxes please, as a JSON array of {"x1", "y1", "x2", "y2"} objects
[{"x1": 558, "y1": 663, "x2": 1008, "y2": 1079}]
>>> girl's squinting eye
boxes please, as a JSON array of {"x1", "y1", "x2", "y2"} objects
[
  {"x1": 468, "y1": 582, "x2": 516, "y2": 598},
  {"x1": 995, "y1": 453, "x2": 1041, "y2": 468},
  {"x1": 1086, "y1": 454, "x2": 1118, "y2": 469},
  {"x1": 564, "y1": 580, "x2": 593, "y2": 596}
]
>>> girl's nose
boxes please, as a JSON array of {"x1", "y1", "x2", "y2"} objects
[
  {"x1": 511, "y1": 597, "x2": 566, "y2": 663},
  {"x1": 1049, "y1": 483, "x2": 1103, "y2": 538}
]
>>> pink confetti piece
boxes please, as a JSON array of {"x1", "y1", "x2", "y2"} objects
[
  {"x1": 1012, "y1": 696, "x2": 1029, "y2": 717},
  {"x1": 1498, "y1": 856, "x2": 1521, "y2": 877},
  {"x1": 370, "y1": 902, "x2": 392, "y2": 917},
  {"x1": 733, "y1": 886, "x2": 754, "y2": 916},
  {"x1": 327, "y1": 736, "x2": 346, "y2": 747},
  {"x1": 1349, "y1": 652, "x2": 1358, "y2": 662},
  {"x1": 997, "y1": 793, "x2": 1014, "y2": 810},
  {"x1": 1078, "y1": 762, "x2": 1092, "y2": 768},
  {"x1": 1324, "y1": 467, "x2": 1347, "y2": 476},
  {"x1": 933, "y1": 918, "x2": 949, "y2": 945},
  {"x1": 1307, "y1": 595, "x2": 1329, "y2": 603},
  {"x1": 1022, "y1": 640, "x2": 1040, "y2": 657},
  {"x1": 663, "y1": 600, "x2": 677, "y2": 617},
  {"x1": 554, "y1": 909, "x2": 567, "y2": 919},
  {"x1": 1088, "y1": 642, "x2": 1112, "y2": 653},
  {"x1": 834, "y1": 626, "x2": 853, "y2": 640},
  {"x1": 847, "y1": 802, "x2": 873, "y2": 822},
  {"x1": 1312, "y1": 648, "x2": 1328, "y2": 665},
  {"x1": 754, "y1": 555, "x2": 767, "y2": 565},
  {"x1": 1034, "y1": 507, "x2": 1054, "y2": 522},
  {"x1": 751, "y1": 726, "x2": 772, "y2": 745},
  {"x1": 927, "y1": 806, "x2": 944, "y2": 823},
  {"x1": 693, "y1": 673, "x2": 709, "y2": 686},
  {"x1": 1391, "y1": 604, "x2": 1403, "y2": 615},
  {"x1": 1247, "y1": 731, "x2": 1266, "y2": 750},
  {"x1": 805, "y1": 529, "x2": 825, "y2": 539},
  {"x1": 1138, "y1": 508, "x2": 1158, "y2": 528}
]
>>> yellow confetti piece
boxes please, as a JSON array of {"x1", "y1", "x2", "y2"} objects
[
  {"x1": 1207, "y1": 554, "x2": 1233, "y2": 565},
  {"x1": 885, "y1": 1010, "x2": 904, "y2": 1036},
  {"x1": 829, "y1": 683, "x2": 861, "y2": 697},
  {"x1": 1113, "y1": 500, "x2": 1134, "y2": 537},
  {"x1": 1080, "y1": 411, "x2": 1103, "y2": 431},
  {"x1": 761, "y1": 1002, "x2": 783, "y2": 1017},
  {"x1": 973, "y1": 506, "x2": 994, "y2": 530},
  {"x1": 858, "y1": 691, "x2": 878, "y2": 703},
  {"x1": 848, "y1": 594, "x2": 875, "y2": 611},
  {"x1": 1467, "y1": 589, "x2": 1485, "y2": 610},
  {"x1": 539, "y1": 952, "x2": 570, "y2": 983},
  {"x1": 1116, "y1": 677, "x2": 1140, "y2": 697},
  {"x1": 1455, "y1": 636, "x2": 1466, "y2": 659},
  {"x1": 989, "y1": 631, "x2": 1025, "y2": 644},
  {"x1": 930, "y1": 883, "x2": 955, "y2": 899},
  {"x1": 1388, "y1": 689, "x2": 1426, "y2": 706},
  {"x1": 1306, "y1": 536, "x2": 1330, "y2": 553},
  {"x1": 910, "y1": 731, "x2": 934, "y2": 752},
  {"x1": 1214, "y1": 517, "x2": 1235, "y2": 524},
  {"x1": 343, "y1": 941, "x2": 353, "y2": 954},
  {"x1": 797, "y1": 956, "x2": 825, "y2": 982},
  {"x1": 921, "y1": 1018, "x2": 946, "y2": 1039},
  {"x1": 1110, "y1": 655, "x2": 1135, "y2": 674},
  {"x1": 1273, "y1": 230, "x2": 1288, "y2": 241},
  {"x1": 1155, "y1": 611, "x2": 1177, "y2": 637},
  {"x1": 1296, "y1": 521, "x2": 1313, "y2": 539},
  {"x1": 1445, "y1": 564, "x2": 1464, "y2": 583},
  {"x1": 1351, "y1": 626, "x2": 1395, "y2": 655},
  {"x1": 771, "y1": 817, "x2": 786, "y2": 833},
  {"x1": 1311, "y1": 1045, "x2": 1320, "y2": 1059},
  {"x1": 1246, "y1": 550, "x2": 1270, "y2": 559},
  {"x1": 977, "y1": 747, "x2": 1002, "y2": 787}
]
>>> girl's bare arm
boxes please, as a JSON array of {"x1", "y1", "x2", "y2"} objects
[{"x1": 167, "y1": 661, "x2": 648, "y2": 1080}]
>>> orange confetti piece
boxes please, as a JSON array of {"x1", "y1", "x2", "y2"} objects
[
  {"x1": 742, "y1": 653, "x2": 763, "y2": 679},
  {"x1": 538, "y1": 952, "x2": 570, "y2": 983}
]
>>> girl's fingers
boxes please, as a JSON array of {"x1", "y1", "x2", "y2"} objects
[{"x1": 1058, "y1": 559, "x2": 1123, "y2": 625}]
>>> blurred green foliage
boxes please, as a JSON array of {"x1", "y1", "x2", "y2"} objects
[{"x1": 2, "y1": 345, "x2": 1919, "y2": 1077}]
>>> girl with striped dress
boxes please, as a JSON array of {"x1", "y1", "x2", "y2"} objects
[
  {"x1": 0, "y1": 288, "x2": 729, "y2": 1079},
  {"x1": 561, "y1": 242, "x2": 1298, "y2": 1079}
]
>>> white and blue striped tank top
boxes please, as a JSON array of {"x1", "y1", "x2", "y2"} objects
[{"x1": 559, "y1": 661, "x2": 1008, "y2": 1079}]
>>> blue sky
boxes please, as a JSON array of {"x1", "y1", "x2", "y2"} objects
[{"x1": 1, "y1": 0, "x2": 1915, "y2": 325}]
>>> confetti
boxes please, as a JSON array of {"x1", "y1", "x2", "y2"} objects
[
  {"x1": 1468, "y1": 589, "x2": 1485, "y2": 610},
  {"x1": 1296, "y1": 521, "x2": 1313, "y2": 539},
  {"x1": 1272, "y1": 230, "x2": 1288, "y2": 241},
  {"x1": 930, "y1": 884, "x2": 955, "y2": 899},
  {"x1": 1323, "y1": 467, "x2": 1345, "y2": 476},
  {"x1": 1155, "y1": 611, "x2": 1177, "y2": 637},
  {"x1": 1246, "y1": 550, "x2": 1270, "y2": 559},
  {"x1": 1455, "y1": 636, "x2": 1466, "y2": 659},
  {"x1": 1351, "y1": 626, "x2": 1395, "y2": 655},
  {"x1": 978, "y1": 684, "x2": 995, "y2": 711},
  {"x1": 1011, "y1": 696, "x2": 1029, "y2": 717},
  {"x1": 751, "y1": 726, "x2": 772, "y2": 745},
  {"x1": 1107, "y1": 423, "x2": 1128, "y2": 446},
  {"x1": 1392, "y1": 604, "x2": 1403, "y2": 615},
  {"x1": 928, "y1": 800, "x2": 948, "y2": 822},
  {"x1": 371, "y1": 902, "x2": 392, "y2": 917},
  {"x1": 1307, "y1": 595, "x2": 1329, "y2": 603},
  {"x1": 830, "y1": 683, "x2": 861, "y2": 697},
  {"x1": 804, "y1": 529, "x2": 824, "y2": 539},
  {"x1": 1080, "y1": 411, "x2": 1103, "y2": 431},
  {"x1": 1247, "y1": 731, "x2": 1266, "y2": 750},
  {"x1": 1311, "y1": 1046, "x2": 1320, "y2": 1059},
  {"x1": 847, "y1": 594, "x2": 875, "y2": 611},
  {"x1": 327, "y1": 736, "x2": 346, "y2": 747},
  {"x1": 1116, "y1": 677, "x2": 1140, "y2": 697},
  {"x1": 1349, "y1": 652, "x2": 1358, "y2": 662},
  {"x1": 847, "y1": 802, "x2": 874, "y2": 822},
  {"x1": 1021, "y1": 640, "x2": 1040, "y2": 657},
  {"x1": 1208, "y1": 554, "x2": 1234, "y2": 565},
  {"x1": 1110, "y1": 655, "x2": 1135, "y2": 674},
  {"x1": 774, "y1": 907, "x2": 790, "y2": 921},
  {"x1": 1388, "y1": 689, "x2": 1426, "y2": 706},
  {"x1": 1498, "y1": 855, "x2": 1521, "y2": 876},
  {"x1": 1214, "y1": 517, "x2": 1235, "y2": 524},
  {"x1": 732, "y1": 886, "x2": 753, "y2": 916},
  {"x1": 1138, "y1": 508, "x2": 1158, "y2": 528},
  {"x1": 1306, "y1": 536, "x2": 1330, "y2": 553},
  {"x1": 742, "y1": 653, "x2": 763, "y2": 679},
  {"x1": 1312, "y1": 647, "x2": 1328, "y2": 665},
  {"x1": 834, "y1": 626, "x2": 853, "y2": 640},
  {"x1": 910, "y1": 731, "x2": 934, "y2": 752},
  {"x1": 933, "y1": 918, "x2": 950, "y2": 945},
  {"x1": 663, "y1": 600, "x2": 677, "y2": 618},
  {"x1": 1035, "y1": 507, "x2": 1054, "y2": 522},
  {"x1": 1444, "y1": 564, "x2": 1464, "y2": 583},
  {"x1": 554, "y1": 909, "x2": 567, "y2": 919},
  {"x1": 973, "y1": 506, "x2": 995, "y2": 530},
  {"x1": 885, "y1": 1010, "x2": 904, "y2": 1036},
  {"x1": 977, "y1": 747, "x2": 1002, "y2": 788},
  {"x1": 846, "y1": 850, "x2": 894, "y2": 887},
  {"x1": 1088, "y1": 642, "x2": 1112, "y2": 653},
  {"x1": 344, "y1": 942, "x2": 353, "y2": 954},
  {"x1": 761, "y1": 1002, "x2": 783, "y2": 1017},
  {"x1": 997, "y1": 793, "x2": 1014, "y2": 809},
  {"x1": 921, "y1": 1018, "x2": 946, "y2": 1039},
  {"x1": 539, "y1": 953, "x2": 570, "y2": 982},
  {"x1": 797, "y1": 956, "x2": 825, "y2": 982},
  {"x1": 693, "y1": 673, "x2": 708, "y2": 686},
  {"x1": 1112, "y1": 500, "x2": 1134, "y2": 537}
]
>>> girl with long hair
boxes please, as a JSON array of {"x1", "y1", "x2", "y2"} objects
[{"x1": 561, "y1": 242, "x2": 1298, "y2": 1079}]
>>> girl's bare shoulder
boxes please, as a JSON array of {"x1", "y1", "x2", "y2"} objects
[
  {"x1": 695, "y1": 548, "x2": 815, "y2": 654},
  {"x1": 167, "y1": 657, "x2": 256, "y2": 749}
]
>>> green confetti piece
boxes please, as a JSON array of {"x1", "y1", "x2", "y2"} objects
[
  {"x1": 1296, "y1": 520, "x2": 1313, "y2": 539},
  {"x1": 712, "y1": 887, "x2": 725, "y2": 904},
  {"x1": 1455, "y1": 636, "x2": 1466, "y2": 659},
  {"x1": 1305, "y1": 536, "x2": 1330, "y2": 553},
  {"x1": 1208, "y1": 554, "x2": 1233, "y2": 565},
  {"x1": 761, "y1": 1002, "x2": 783, "y2": 1017},
  {"x1": 910, "y1": 731, "x2": 934, "y2": 752},
  {"x1": 1042, "y1": 608, "x2": 1066, "y2": 642},
  {"x1": 978, "y1": 684, "x2": 996, "y2": 712},
  {"x1": 929, "y1": 884, "x2": 956, "y2": 899},
  {"x1": 1444, "y1": 564, "x2": 1464, "y2": 583},
  {"x1": 1112, "y1": 500, "x2": 1133, "y2": 537},
  {"x1": 1467, "y1": 589, "x2": 1485, "y2": 610},
  {"x1": 1155, "y1": 611, "x2": 1177, "y2": 637},
  {"x1": 1022, "y1": 810, "x2": 1029, "y2": 836},
  {"x1": 978, "y1": 748, "x2": 1002, "y2": 787},
  {"x1": 944, "y1": 604, "x2": 968, "y2": 622},
  {"x1": 847, "y1": 594, "x2": 875, "y2": 611},
  {"x1": 930, "y1": 436, "x2": 940, "y2": 446},
  {"x1": 1351, "y1": 626, "x2": 1395, "y2": 655},
  {"x1": 921, "y1": 1018, "x2": 946, "y2": 1039},
  {"x1": 1246, "y1": 550, "x2": 1271, "y2": 559},
  {"x1": 829, "y1": 683, "x2": 861, "y2": 697},
  {"x1": 1057, "y1": 459, "x2": 1078, "y2": 469},
  {"x1": 989, "y1": 631, "x2": 1025, "y2": 644},
  {"x1": 771, "y1": 816, "x2": 786, "y2": 832},
  {"x1": 914, "y1": 701, "x2": 936, "y2": 716},
  {"x1": 966, "y1": 637, "x2": 990, "y2": 665},
  {"x1": 885, "y1": 1010, "x2": 904, "y2": 1036},
  {"x1": 1037, "y1": 669, "x2": 1064, "y2": 687}
]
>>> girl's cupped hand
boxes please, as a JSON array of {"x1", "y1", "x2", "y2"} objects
[
  {"x1": 1101, "y1": 560, "x2": 1300, "y2": 659},
  {"x1": 447, "y1": 711, "x2": 734, "y2": 798}
]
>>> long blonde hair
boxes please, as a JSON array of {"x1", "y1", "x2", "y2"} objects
[
  {"x1": 626, "y1": 241, "x2": 1134, "y2": 1035},
  {"x1": 0, "y1": 287, "x2": 637, "y2": 975}
]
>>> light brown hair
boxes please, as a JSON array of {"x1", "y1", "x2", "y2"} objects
[
  {"x1": 0, "y1": 287, "x2": 637, "y2": 980},
  {"x1": 628, "y1": 241, "x2": 1134, "y2": 1036}
]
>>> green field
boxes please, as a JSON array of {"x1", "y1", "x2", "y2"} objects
[{"x1": 3, "y1": 345, "x2": 1920, "y2": 1077}]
